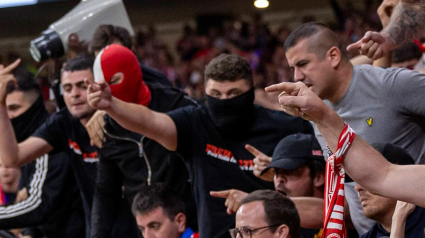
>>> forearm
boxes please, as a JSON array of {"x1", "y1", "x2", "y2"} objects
[
  {"x1": 105, "y1": 97, "x2": 177, "y2": 151},
  {"x1": 350, "y1": 55, "x2": 374, "y2": 66},
  {"x1": 384, "y1": 0, "x2": 425, "y2": 48},
  {"x1": 0, "y1": 105, "x2": 20, "y2": 167},
  {"x1": 291, "y1": 197, "x2": 324, "y2": 229},
  {"x1": 314, "y1": 107, "x2": 425, "y2": 207},
  {"x1": 313, "y1": 109, "x2": 391, "y2": 194},
  {"x1": 373, "y1": 53, "x2": 392, "y2": 67},
  {"x1": 390, "y1": 215, "x2": 407, "y2": 238}
]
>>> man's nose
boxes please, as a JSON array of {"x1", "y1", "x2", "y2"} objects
[
  {"x1": 70, "y1": 87, "x2": 81, "y2": 98},
  {"x1": 354, "y1": 183, "x2": 364, "y2": 192},
  {"x1": 293, "y1": 68, "x2": 305, "y2": 82}
]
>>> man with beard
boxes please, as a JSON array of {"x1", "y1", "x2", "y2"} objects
[
  {"x1": 211, "y1": 133, "x2": 325, "y2": 238},
  {"x1": 86, "y1": 53, "x2": 314, "y2": 238},
  {"x1": 0, "y1": 63, "x2": 85, "y2": 237},
  {"x1": 0, "y1": 57, "x2": 139, "y2": 237},
  {"x1": 356, "y1": 143, "x2": 425, "y2": 238}
]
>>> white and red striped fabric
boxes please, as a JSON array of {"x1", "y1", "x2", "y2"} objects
[{"x1": 321, "y1": 124, "x2": 355, "y2": 238}]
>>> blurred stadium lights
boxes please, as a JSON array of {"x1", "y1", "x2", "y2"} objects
[{"x1": 254, "y1": 0, "x2": 269, "y2": 8}]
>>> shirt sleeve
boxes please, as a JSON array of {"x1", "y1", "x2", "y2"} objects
[
  {"x1": 167, "y1": 106, "x2": 196, "y2": 159},
  {"x1": 0, "y1": 154, "x2": 67, "y2": 229},
  {"x1": 32, "y1": 111, "x2": 68, "y2": 152},
  {"x1": 385, "y1": 68, "x2": 425, "y2": 116}
]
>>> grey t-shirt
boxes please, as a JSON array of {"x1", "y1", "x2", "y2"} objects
[{"x1": 325, "y1": 64, "x2": 425, "y2": 234}]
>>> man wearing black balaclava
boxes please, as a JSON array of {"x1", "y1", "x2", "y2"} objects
[
  {"x1": 0, "y1": 64, "x2": 85, "y2": 238},
  {"x1": 86, "y1": 53, "x2": 315, "y2": 238}
]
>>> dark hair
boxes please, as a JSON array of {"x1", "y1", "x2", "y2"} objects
[
  {"x1": 392, "y1": 43, "x2": 422, "y2": 63},
  {"x1": 62, "y1": 57, "x2": 93, "y2": 74},
  {"x1": 90, "y1": 25, "x2": 133, "y2": 54},
  {"x1": 240, "y1": 190, "x2": 300, "y2": 238},
  {"x1": 7, "y1": 67, "x2": 40, "y2": 95},
  {"x1": 284, "y1": 22, "x2": 348, "y2": 60},
  {"x1": 204, "y1": 54, "x2": 253, "y2": 86},
  {"x1": 132, "y1": 183, "x2": 186, "y2": 221},
  {"x1": 305, "y1": 159, "x2": 326, "y2": 192},
  {"x1": 305, "y1": 159, "x2": 326, "y2": 179}
]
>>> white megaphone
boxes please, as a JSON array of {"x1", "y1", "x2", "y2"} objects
[{"x1": 29, "y1": 0, "x2": 134, "y2": 62}]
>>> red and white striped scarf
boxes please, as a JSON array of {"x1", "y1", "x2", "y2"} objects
[{"x1": 321, "y1": 124, "x2": 355, "y2": 238}]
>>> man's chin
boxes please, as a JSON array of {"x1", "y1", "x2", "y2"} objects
[{"x1": 71, "y1": 110, "x2": 95, "y2": 120}]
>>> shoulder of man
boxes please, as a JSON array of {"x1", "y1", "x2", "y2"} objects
[
  {"x1": 140, "y1": 63, "x2": 173, "y2": 87},
  {"x1": 147, "y1": 82, "x2": 199, "y2": 110}
]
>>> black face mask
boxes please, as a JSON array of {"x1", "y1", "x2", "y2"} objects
[
  {"x1": 11, "y1": 95, "x2": 48, "y2": 143},
  {"x1": 206, "y1": 88, "x2": 255, "y2": 134}
]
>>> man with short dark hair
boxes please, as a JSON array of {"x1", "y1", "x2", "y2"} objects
[
  {"x1": 87, "y1": 53, "x2": 314, "y2": 238},
  {"x1": 211, "y1": 133, "x2": 325, "y2": 238},
  {"x1": 132, "y1": 183, "x2": 198, "y2": 238},
  {"x1": 0, "y1": 63, "x2": 85, "y2": 237},
  {"x1": 283, "y1": 22, "x2": 425, "y2": 235},
  {"x1": 232, "y1": 190, "x2": 300, "y2": 238},
  {"x1": 0, "y1": 57, "x2": 138, "y2": 237},
  {"x1": 356, "y1": 143, "x2": 425, "y2": 238}
]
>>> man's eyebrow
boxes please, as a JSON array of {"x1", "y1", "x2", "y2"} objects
[
  {"x1": 147, "y1": 221, "x2": 160, "y2": 226},
  {"x1": 295, "y1": 59, "x2": 309, "y2": 66},
  {"x1": 226, "y1": 88, "x2": 242, "y2": 94}
]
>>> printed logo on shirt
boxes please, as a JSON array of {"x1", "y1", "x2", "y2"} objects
[
  {"x1": 68, "y1": 139, "x2": 99, "y2": 163},
  {"x1": 366, "y1": 117, "x2": 373, "y2": 127},
  {"x1": 205, "y1": 144, "x2": 254, "y2": 171}
]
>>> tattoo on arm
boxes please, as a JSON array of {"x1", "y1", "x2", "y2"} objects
[{"x1": 384, "y1": 0, "x2": 425, "y2": 46}]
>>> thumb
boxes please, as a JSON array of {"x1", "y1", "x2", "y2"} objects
[{"x1": 210, "y1": 190, "x2": 231, "y2": 198}]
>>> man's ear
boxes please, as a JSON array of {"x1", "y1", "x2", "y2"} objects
[
  {"x1": 109, "y1": 72, "x2": 124, "y2": 85},
  {"x1": 174, "y1": 213, "x2": 187, "y2": 233},
  {"x1": 314, "y1": 172, "x2": 325, "y2": 188},
  {"x1": 327, "y1": 46, "x2": 342, "y2": 68},
  {"x1": 277, "y1": 224, "x2": 290, "y2": 238}
]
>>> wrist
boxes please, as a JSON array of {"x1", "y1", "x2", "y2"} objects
[{"x1": 315, "y1": 107, "x2": 344, "y2": 131}]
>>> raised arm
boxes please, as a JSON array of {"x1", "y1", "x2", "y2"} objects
[
  {"x1": 266, "y1": 82, "x2": 425, "y2": 207},
  {"x1": 0, "y1": 60, "x2": 53, "y2": 168},
  {"x1": 86, "y1": 79, "x2": 178, "y2": 151},
  {"x1": 348, "y1": 0, "x2": 425, "y2": 59}
]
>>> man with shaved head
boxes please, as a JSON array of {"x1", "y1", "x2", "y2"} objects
[{"x1": 284, "y1": 22, "x2": 425, "y2": 235}]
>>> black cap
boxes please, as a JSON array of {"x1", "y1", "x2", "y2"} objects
[
  {"x1": 261, "y1": 133, "x2": 324, "y2": 175},
  {"x1": 371, "y1": 142, "x2": 415, "y2": 165}
]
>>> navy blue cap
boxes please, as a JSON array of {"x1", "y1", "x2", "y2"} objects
[
  {"x1": 261, "y1": 133, "x2": 324, "y2": 175},
  {"x1": 371, "y1": 142, "x2": 415, "y2": 165}
]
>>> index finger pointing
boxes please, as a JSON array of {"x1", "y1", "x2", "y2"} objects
[
  {"x1": 265, "y1": 82, "x2": 298, "y2": 93},
  {"x1": 1, "y1": 59, "x2": 21, "y2": 74},
  {"x1": 245, "y1": 144, "x2": 263, "y2": 157},
  {"x1": 346, "y1": 40, "x2": 363, "y2": 52},
  {"x1": 210, "y1": 190, "x2": 230, "y2": 198}
]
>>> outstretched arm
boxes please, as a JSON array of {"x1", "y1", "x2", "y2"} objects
[
  {"x1": 86, "y1": 79, "x2": 178, "y2": 151},
  {"x1": 266, "y1": 82, "x2": 425, "y2": 207},
  {"x1": 348, "y1": 0, "x2": 425, "y2": 59},
  {"x1": 0, "y1": 60, "x2": 53, "y2": 168}
]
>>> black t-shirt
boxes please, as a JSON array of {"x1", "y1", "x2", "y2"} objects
[
  {"x1": 32, "y1": 108, "x2": 98, "y2": 230},
  {"x1": 168, "y1": 105, "x2": 314, "y2": 238}
]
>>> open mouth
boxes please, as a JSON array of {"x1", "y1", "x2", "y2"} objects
[{"x1": 277, "y1": 189, "x2": 287, "y2": 197}]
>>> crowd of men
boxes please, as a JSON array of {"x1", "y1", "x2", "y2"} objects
[{"x1": 0, "y1": 0, "x2": 425, "y2": 237}]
